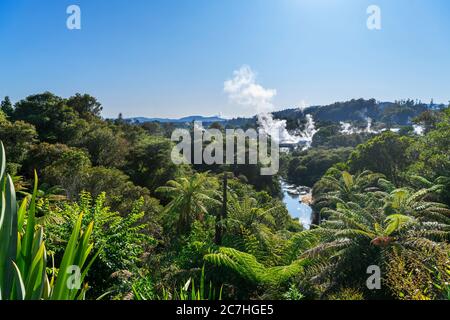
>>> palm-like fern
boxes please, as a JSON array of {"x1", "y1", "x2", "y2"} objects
[
  {"x1": 304, "y1": 185, "x2": 450, "y2": 297},
  {"x1": 157, "y1": 173, "x2": 221, "y2": 234},
  {"x1": 314, "y1": 170, "x2": 384, "y2": 216},
  {"x1": 225, "y1": 195, "x2": 286, "y2": 263},
  {"x1": 383, "y1": 186, "x2": 450, "y2": 225},
  {"x1": 204, "y1": 247, "x2": 306, "y2": 286}
]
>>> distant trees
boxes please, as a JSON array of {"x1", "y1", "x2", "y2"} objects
[
  {"x1": 381, "y1": 100, "x2": 428, "y2": 125},
  {"x1": 0, "y1": 120, "x2": 36, "y2": 165},
  {"x1": 1, "y1": 96, "x2": 13, "y2": 117},
  {"x1": 407, "y1": 107, "x2": 450, "y2": 205},
  {"x1": 0, "y1": 109, "x2": 37, "y2": 175},
  {"x1": 11, "y1": 92, "x2": 105, "y2": 144},
  {"x1": 1, "y1": 92, "x2": 170, "y2": 230},
  {"x1": 141, "y1": 121, "x2": 164, "y2": 136},
  {"x1": 12, "y1": 92, "x2": 79, "y2": 143},
  {"x1": 307, "y1": 99, "x2": 379, "y2": 122},
  {"x1": 21, "y1": 142, "x2": 76, "y2": 177},
  {"x1": 412, "y1": 110, "x2": 441, "y2": 133},
  {"x1": 209, "y1": 121, "x2": 224, "y2": 131},
  {"x1": 287, "y1": 148, "x2": 352, "y2": 187},
  {"x1": 76, "y1": 124, "x2": 129, "y2": 167},
  {"x1": 273, "y1": 98, "x2": 432, "y2": 127},
  {"x1": 125, "y1": 136, "x2": 180, "y2": 191},
  {"x1": 348, "y1": 132, "x2": 413, "y2": 185},
  {"x1": 42, "y1": 147, "x2": 92, "y2": 199},
  {"x1": 312, "y1": 124, "x2": 370, "y2": 148},
  {"x1": 408, "y1": 107, "x2": 450, "y2": 179},
  {"x1": 82, "y1": 166, "x2": 162, "y2": 217},
  {"x1": 3, "y1": 92, "x2": 180, "y2": 197},
  {"x1": 66, "y1": 93, "x2": 103, "y2": 120}
]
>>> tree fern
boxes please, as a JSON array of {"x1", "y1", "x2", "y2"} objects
[
  {"x1": 204, "y1": 247, "x2": 306, "y2": 286},
  {"x1": 156, "y1": 173, "x2": 221, "y2": 234}
]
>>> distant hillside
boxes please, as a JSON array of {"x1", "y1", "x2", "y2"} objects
[
  {"x1": 126, "y1": 99, "x2": 446, "y2": 127},
  {"x1": 127, "y1": 115, "x2": 226, "y2": 124},
  {"x1": 272, "y1": 99, "x2": 446, "y2": 126}
]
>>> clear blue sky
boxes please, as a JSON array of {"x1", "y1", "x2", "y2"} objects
[{"x1": 0, "y1": 0, "x2": 449, "y2": 118}]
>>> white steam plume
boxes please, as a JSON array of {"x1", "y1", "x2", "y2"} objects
[
  {"x1": 299, "y1": 114, "x2": 318, "y2": 150},
  {"x1": 224, "y1": 65, "x2": 276, "y2": 114},
  {"x1": 224, "y1": 65, "x2": 307, "y2": 145},
  {"x1": 413, "y1": 125, "x2": 425, "y2": 135},
  {"x1": 340, "y1": 117, "x2": 381, "y2": 135}
]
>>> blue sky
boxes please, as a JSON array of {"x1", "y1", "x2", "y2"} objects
[{"x1": 0, "y1": 0, "x2": 449, "y2": 118}]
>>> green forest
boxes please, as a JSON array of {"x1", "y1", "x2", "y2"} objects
[{"x1": 0, "y1": 93, "x2": 449, "y2": 300}]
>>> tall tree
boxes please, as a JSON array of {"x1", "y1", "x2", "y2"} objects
[
  {"x1": 1, "y1": 96, "x2": 13, "y2": 117},
  {"x1": 12, "y1": 92, "x2": 79, "y2": 143},
  {"x1": 66, "y1": 93, "x2": 103, "y2": 119}
]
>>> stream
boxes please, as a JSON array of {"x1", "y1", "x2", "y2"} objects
[{"x1": 281, "y1": 180, "x2": 313, "y2": 229}]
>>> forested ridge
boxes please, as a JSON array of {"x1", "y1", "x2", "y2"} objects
[{"x1": 0, "y1": 92, "x2": 448, "y2": 300}]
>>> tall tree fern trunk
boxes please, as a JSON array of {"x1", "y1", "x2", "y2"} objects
[{"x1": 215, "y1": 173, "x2": 228, "y2": 245}]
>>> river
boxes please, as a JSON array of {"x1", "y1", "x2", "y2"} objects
[{"x1": 281, "y1": 180, "x2": 313, "y2": 229}]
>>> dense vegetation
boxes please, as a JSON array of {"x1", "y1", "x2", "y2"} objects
[
  {"x1": 273, "y1": 98, "x2": 442, "y2": 127},
  {"x1": 0, "y1": 93, "x2": 448, "y2": 300}
]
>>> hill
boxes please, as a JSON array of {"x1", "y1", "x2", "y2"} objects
[{"x1": 127, "y1": 115, "x2": 226, "y2": 123}]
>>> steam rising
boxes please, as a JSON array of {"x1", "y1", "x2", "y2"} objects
[
  {"x1": 257, "y1": 113, "x2": 300, "y2": 144},
  {"x1": 340, "y1": 118, "x2": 423, "y2": 136},
  {"x1": 224, "y1": 65, "x2": 276, "y2": 114},
  {"x1": 340, "y1": 117, "x2": 380, "y2": 135},
  {"x1": 225, "y1": 68, "x2": 426, "y2": 144},
  {"x1": 413, "y1": 125, "x2": 425, "y2": 135},
  {"x1": 224, "y1": 65, "x2": 316, "y2": 147},
  {"x1": 299, "y1": 114, "x2": 318, "y2": 150}
]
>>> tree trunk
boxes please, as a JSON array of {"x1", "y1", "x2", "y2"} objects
[{"x1": 215, "y1": 173, "x2": 228, "y2": 245}]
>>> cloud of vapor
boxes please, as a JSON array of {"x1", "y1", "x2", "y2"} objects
[
  {"x1": 340, "y1": 114, "x2": 380, "y2": 135},
  {"x1": 224, "y1": 65, "x2": 277, "y2": 114},
  {"x1": 223, "y1": 65, "x2": 318, "y2": 147},
  {"x1": 298, "y1": 100, "x2": 310, "y2": 112}
]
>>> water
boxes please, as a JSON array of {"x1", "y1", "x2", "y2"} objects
[{"x1": 281, "y1": 181, "x2": 313, "y2": 229}]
